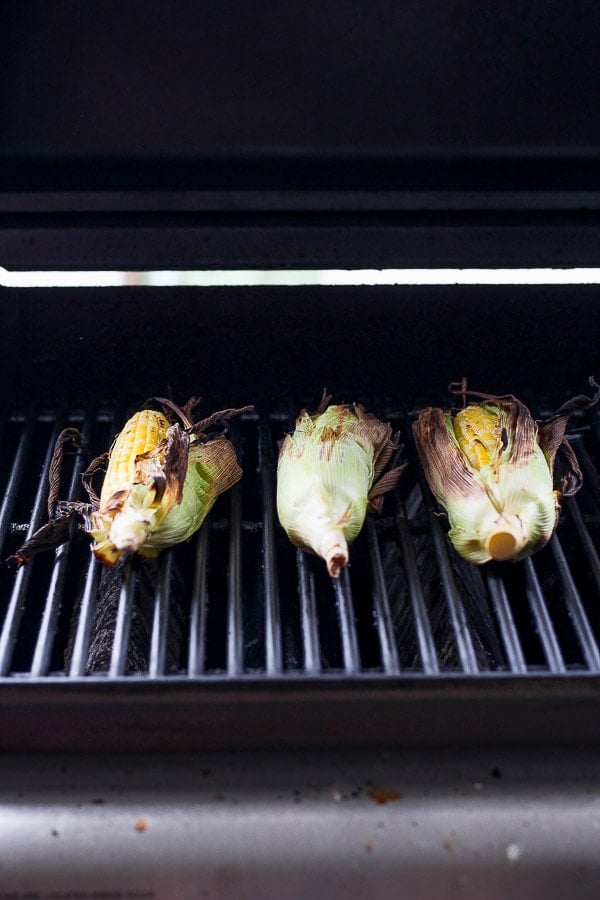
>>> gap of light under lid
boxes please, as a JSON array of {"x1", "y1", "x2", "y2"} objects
[{"x1": 2, "y1": 267, "x2": 600, "y2": 288}]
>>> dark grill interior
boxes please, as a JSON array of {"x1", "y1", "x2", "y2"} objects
[{"x1": 1, "y1": 400, "x2": 599, "y2": 682}]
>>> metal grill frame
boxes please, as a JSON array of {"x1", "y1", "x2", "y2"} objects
[{"x1": 0, "y1": 402, "x2": 598, "y2": 753}]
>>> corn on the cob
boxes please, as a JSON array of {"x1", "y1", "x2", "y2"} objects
[
  {"x1": 89, "y1": 401, "x2": 250, "y2": 565},
  {"x1": 277, "y1": 396, "x2": 403, "y2": 577},
  {"x1": 9, "y1": 398, "x2": 252, "y2": 567},
  {"x1": 89, "y1": 408, "x2": 187, "y2": 565},
  {"x1": 413, "y1": 380, "x2": 599, "y2": 564}
]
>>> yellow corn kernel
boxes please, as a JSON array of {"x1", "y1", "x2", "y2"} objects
[
  {"x1": 453, "y1": 405, "x2": 499, "y2": 471},
  {"x1": 100, "y1": 410, "x2": 170, "y2": 508}
]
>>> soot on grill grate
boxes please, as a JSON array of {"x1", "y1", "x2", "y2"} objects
[{"x1": 0, "y1": 402, "x2": 599, "y2": 680}]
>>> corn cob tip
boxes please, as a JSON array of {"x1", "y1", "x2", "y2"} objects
[
  {"x1": 486, "y1": 529, "x2": 521, "y2": 561},
  {"x1": 320, "y1": 530, "x2": 349, "y2": 578}
]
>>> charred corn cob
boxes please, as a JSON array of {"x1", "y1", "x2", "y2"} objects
[
  {"x1": 9, "y1": 398, "x2": 252, "y2": 567},
  {"x1": 89, "y1": 408, "x2": 184, "y2": 564},
  {"x1": 277, "y1": 396, "x2": 404, "y2": 578},
  {"x1": 89, "y1": 402, "x2": 249, "y2": 565},
  {"x1": 413, "y1": 381, "x2": 599, "y2": 564}
]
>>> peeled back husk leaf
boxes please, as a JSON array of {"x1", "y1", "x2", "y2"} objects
[
  {"x1": 276, "y1": 395, "x2": 404, "y2": 578},
  {"x1": 137, "y1": 433, "x2": 243, "y2": 556},
  {"x1": 412, "y1": 378, "x2": 599, "y2": 564}
]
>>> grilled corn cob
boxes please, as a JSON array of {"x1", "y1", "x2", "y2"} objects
[
  {"x1": 277, "y1": 395, "x2": 403, "y2": 577},
  {"x1": 89, "y1": 408, "x2": 187, "y2": 564},
  {"x1": 89, "y1": 402, "x2": 250, "y2": 565},
  {"x1": 10, "y1": 398, "x2": 252, "y2": 567},
  {"x1": 413, "y1": 380, "x2": 599, "y2": 564}
]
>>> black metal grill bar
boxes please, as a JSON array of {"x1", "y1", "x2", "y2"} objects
[
  {"x1": 408, "y1": 426, "x2": 480, "y2": 674},
  {"x1": 524, "y1": 558, "x2": 566, "y2": 673},
  {"x1": 297, "y1": 549, "x2": 321, "y2": 675},
  {"x1": 423, "y1": 501, "x2": 479, "y2": 674},
  {"x1": 550, "y1": 535, "x2": 600, "y2": 671},
  {"x1": 394, "y1": 494, "x2": 439, "y2": 675},
  {"x1": 260, "y1": 418, "x2": 282, "y2": 675},
  {"x1": 0, "y1": 568, "x2": 30, "y2": 676},
  {"x1": 333, "y1": 568, "x2": 360, "y2": 675},
  {"x1": 148, "y1": 551, "x2": 172, "y2": 678},
  {"x1": 0, "y1": 413, "x2": 34, "y2": 557},
  {"x1": 30, "y1": 416, "x2": 90, "y2": 677},
  {"x1": 484, "y1": 571, "x2": 527, "y2": 674},
  {"x1": 0, "y1": 419, "x2": 59, "y2": 676},
  {"x1": 108, "y1": 561, "x2": 137, "y2": 677},
  {"x1": 30, "y1": 542, "x2": 69, "y2": 677},
  {"x1": 367, "y1": 518, "x2": 400, "y2": 675},
  {"x1": 187, "y1": 528, "x2": 209, "y2": 677},
  {"x1": 227, "y1": 485, "x2": 243, "y2": 677},
  {"x1": 572, "y1": 438, "x2": 600, "y2": 510},
  {"x1": 565, "y1": 498, "x2": 600, "y2": 595},
  {"x1": 593, "y1": 415, "x2": 600, "y2": 450},
  {"x1": 68, "y1": 555, "x2": 100, "y2": 677}
]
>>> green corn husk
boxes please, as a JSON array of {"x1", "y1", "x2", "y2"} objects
[
  {"x1": 138, "y1": 431, "x2": 243, "y2": 556},
  {"x1": 276, "y1": 395, "x2": 404, "y2": 578},
  {"x1": 412, "y1": 379, "x2": 599, "y2": 565}
]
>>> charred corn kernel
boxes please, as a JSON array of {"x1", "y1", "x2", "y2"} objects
[
  {"x1": 277, "y1": 397, "x2": 403, "y2": 578},
  {"x1": 412, "y1": 383, "x2": 598, "y2": 565},
  {"x1": 99, "y1": 410, "x2": 170, "y2": 507}
]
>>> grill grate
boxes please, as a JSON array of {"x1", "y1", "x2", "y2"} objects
[{"x1": 0, "y1": 402, "x2": 599, "y2": 682}]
